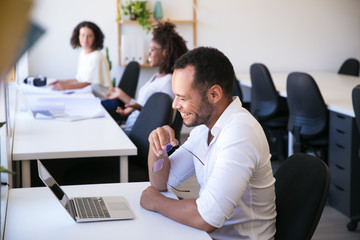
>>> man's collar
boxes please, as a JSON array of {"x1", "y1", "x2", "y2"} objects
[{"x1": 210, "y1": 97, "x2": 242, "y2": 137}]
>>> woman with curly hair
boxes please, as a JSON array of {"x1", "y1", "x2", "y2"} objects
[
  {"x1": 50, "y1": 21, "x2": 112, "y2": 90},
  {"x1": 105, "y1": 22, "x2": 188, "y2": 133}
]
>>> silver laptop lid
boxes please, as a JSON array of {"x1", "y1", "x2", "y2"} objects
[
  {"x1": 14, "y1": 83, "x2": 37, "y2": 118},
  {"x1": 37, "y1": 160, "x2": 77, "y2": 221}
]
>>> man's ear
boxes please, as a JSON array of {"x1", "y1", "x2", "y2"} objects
[{"x1": 207, "y1": 84, "x2": 222, "y2": 104}]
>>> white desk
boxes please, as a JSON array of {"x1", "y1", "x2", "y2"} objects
[
  {"x1": 237, "y1": 72, "x2": 359, "y2": 117},
  {"x1": 4, "y1": 182, "x2": 211, "y2": 240},
  {"x1": 1, "y1": 185, "x2": 9, "y2": 240},
  {"x1": 12, "y1": 93, "x2": 137, "y2": 187}
]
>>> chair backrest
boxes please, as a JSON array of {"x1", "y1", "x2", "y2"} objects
[
  {"x1": 171, "y1": 110, "x2": 183, "y2": 141},
  {"x1": 250, "y1": 63, "x2": 280, "y2": 120},
  {"x1": 352, "y1": 85, "x2": 360, "y2": 157},
  {"x1": 274, "y1": 152, "x2": 330, "y2": 240},
  {"x1": 352, "y1": 85, "x2": 360, "y2": 133},
  {"x1": 232, "y1": 76, "x2": 243, "y2": 102},
  {"x1": 118, "y1": 61, "x2": 140, "y2": 99},
  {"x1": 338, "y1": 58, "x2": 360, "y2": 76},
  {"x1": 287, "y1": 72, "x2": 328, "y2": 138},
  {"x1": 128, "y1": 92, "x2": 173, "y2": 167}
]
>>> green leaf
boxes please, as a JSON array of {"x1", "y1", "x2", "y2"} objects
[
  {"x1": 0, "y1": 166, "x2": 13, "y2": 174},
  {"x1": 0, "y1": 122, "x2": 5, "y2": 128},
  {"x1": 121, "y1": 0, "x2": 153, "y2": 33}
]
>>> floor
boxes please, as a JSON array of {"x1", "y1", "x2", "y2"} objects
[{"x1": 173, "y1": 160, "x2": 360, "y2": 239}]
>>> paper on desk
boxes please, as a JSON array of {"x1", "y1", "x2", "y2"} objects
[{"x1": 34, "y1": 97, "x2": 105, "y2": 121}]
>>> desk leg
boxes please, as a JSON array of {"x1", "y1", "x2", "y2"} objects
[
  {"x1": 120, "y1": 156, "x2": 128, "y2": 182},
  {"x1": 288, "y1": 131, "x2": 293, "y2": 157},
  {"x1": 21, "y1": 161, "x2": 31, "y2": 188}
]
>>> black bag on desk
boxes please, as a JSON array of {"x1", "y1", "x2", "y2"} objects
[{"x1": 24, "y1": 75, "x2": 47, "y2": 86}]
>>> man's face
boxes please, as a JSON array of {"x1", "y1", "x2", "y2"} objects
[{"x1": 172, "y1": 66, "x2": 214, "y2": 127}]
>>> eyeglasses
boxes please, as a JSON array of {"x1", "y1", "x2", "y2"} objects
[
  {"x1": 152, "y1": 144, "x2": 204, "y2": 192},
  {"x1": 148, "y1": 47, "x2": 162, "y2": 53}
]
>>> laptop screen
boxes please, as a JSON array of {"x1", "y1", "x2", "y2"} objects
[{"x1": 37, "y1": 160, "x2": 76, "y2": 220}]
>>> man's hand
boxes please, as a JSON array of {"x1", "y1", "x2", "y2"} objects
[
  {"x1": 140, "y1": 186, "x2": 218, "y2": 233},
  {"x1": 148, "y1": 125, "x2": 179, "y2": 157},
  {"x1": 140, "y1": 186, "x2": 165, "y2": 211}
]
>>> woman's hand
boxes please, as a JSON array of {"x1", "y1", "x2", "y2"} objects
[
  {"x1": 105, "y1": 87, "x2": 121, "y2": 99},
  {"x1": 51, "y1": 81, "x2": 68, "y2": 90},
  {"x1": 125, "y1": 102, "x2": 143, "y2": 111},
  {"x1": 50, "y1": 79, "x2": 78, "y2": 90},
  {"x1": 115, "y1": 106, "x2": 134, "y2": 116}
]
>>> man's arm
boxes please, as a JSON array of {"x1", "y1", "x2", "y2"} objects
[
  {"x1": 147, "y1": 125, "x2": 176, "y2": 191},
  {"x1": 143, "y1": 125, "x2": 217, "y2": 232},
  {"x1": 140, "y1": 186, "x2": 217, "y2": 233}
]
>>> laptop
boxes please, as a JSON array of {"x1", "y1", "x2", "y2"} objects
[
  {"x1": 15, "y1": 83, "x2": 104, "y2": 121},
  {"x1": 92, "y1": 83, "x2": 111, "y2": 101},
  {"x1": 37, "y1": 159, "x2": 135, "y2": 223},
  {"x1": 14, "y1": 83, "x2": 68, "y2": 119}
]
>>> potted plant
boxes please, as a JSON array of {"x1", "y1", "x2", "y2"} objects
[
  {"x1": 0, "y1": 121, "x2": 12, "y2": 174},
  {"x1": 121, "y1": 0, "x2": 153, "y2": 33}
]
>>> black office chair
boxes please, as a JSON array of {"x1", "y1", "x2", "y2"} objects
[
  {"x1": 286, "y1": 72, "x2": 329, "y2": 163},
  {"x1": 102, "y1": 61, "x2": 140, "y2": 122},
  {"x1": 233, "y1": 76, "x2": 250, "y2": 110},
  {"x1": 274, "y1": 152, "x2": 330, "y2": 240},
  {"x1": 347, "y1": 85, "x2": 360, "y2": 231},
  {"x1": 352, "y1": 85, "x2": 360, "y2": 158},
  {"x1": 232, "y1": 76, "x2": 243, "y2": 101},
  {"x1": 250, "y1": 63, "x2": 288, "y2": 161},
  {"x1": 118, "y1": 61, "x2": 140, "y2": 99},
  {"x1": 338, "y1": 58, "x2": 360, "y2": 76},
  {"x1": 128, "y1": 92, "x2": 173, "y2": 182},
  {"x1": 171, "y1": 110, "x2": 183, "y2": 141}
]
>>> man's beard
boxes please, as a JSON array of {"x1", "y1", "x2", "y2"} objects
[{"x1": 184, "y1": 96, "x2": 214, "y2": 127}]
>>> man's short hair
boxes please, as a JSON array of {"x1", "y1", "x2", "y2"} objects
[{"x1": 173, "y1": 46, "x2": 234, "y2": 97}]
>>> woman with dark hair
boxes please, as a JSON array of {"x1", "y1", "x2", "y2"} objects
[
  {"x1": 105, "y1": 22, "x2": 188, "y2": 133},
  {"x1": 50, "y1": 21, "x2": 111, "y2": 90}
]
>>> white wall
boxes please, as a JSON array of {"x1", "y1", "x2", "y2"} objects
[
  {"x1": 197, "y1": 0, "x2": 360, "y2": 74},
  {"x1": 28, "y1": 0, "x2": 360, "y2": 89},
  {"x1": 29, "y1": 0, "x2": 120, "y2": 79}
]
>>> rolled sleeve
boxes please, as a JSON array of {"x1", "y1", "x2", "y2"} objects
[{"x1": 196, "y1": 190, "x2": 232, "y2": 228}]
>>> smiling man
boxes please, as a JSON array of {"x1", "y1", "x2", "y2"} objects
[{"x1": 140, "y1": 47, "x2": 276, "y2": 240}]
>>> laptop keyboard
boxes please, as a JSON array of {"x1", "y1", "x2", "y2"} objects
[{"x1": 74, "y1": 197, "x2": 110, "y2": 219}]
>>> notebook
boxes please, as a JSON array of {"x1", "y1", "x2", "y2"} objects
[{"x1": 37, "y1": 160, "x2": 135, "y2": 223}]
